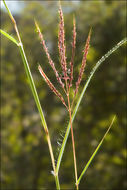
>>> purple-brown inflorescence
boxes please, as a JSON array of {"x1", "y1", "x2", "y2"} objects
[
  {"x1": 69, "y1": 16, "x2": 76, "y2": 88},
  {"x1": 74, "y1": 29, "x2": 91, "y2": 96},
  {"x1": 35, "y1": 21, "x2": 64, "y2": 89},
  {"x1": 38, "y1": 65, "x2": 67, "y2": 109},
  {"x1": 36, "y1": 3, "x2": 91, "y2": 109},
  {"x1": 58, "y1": 4, "x2": 68, "y2": 80}
]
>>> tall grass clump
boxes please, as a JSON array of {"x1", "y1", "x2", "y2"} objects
[{"x1": 1, "y1": 0, "x2": 126, "y2": 189}]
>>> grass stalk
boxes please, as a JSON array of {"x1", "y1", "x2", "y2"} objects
[
  {"x1": 66, "y1": 79, "x2": 78, "y2": 189},
  {"x1": 1, "y1": 1, "x2": 126, "y2": 188},
  {"x1": 2, "y1": 0, "x2": 60, "y2": 189},
  {"x1": 68, "y1": 95, "x2": 78, "y2": 190}
]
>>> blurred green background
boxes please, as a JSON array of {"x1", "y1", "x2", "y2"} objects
[{"x1": 1, "y1": 1, "x2": 126, "y2": 189}]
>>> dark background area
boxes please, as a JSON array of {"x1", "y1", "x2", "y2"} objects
[{"x1": 1, "y1": 1, "x2": 126, "y2": 189}]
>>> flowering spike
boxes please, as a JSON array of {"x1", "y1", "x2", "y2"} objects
[
  {"x1": 38, "y1": 65, "x2": 67, "y2": 109},
  {"x1": 35, "y1": 20, "x2": 64, "y2": 89},
  {"x1": 74, "y1": 29, "x2": 91, "y2": 96},
  {"x1": 69, "y1": 16, "x2": 76, "y2": 88},
  {"x1": 58, "y1": 4, "x2": 67, "y2": 79}
]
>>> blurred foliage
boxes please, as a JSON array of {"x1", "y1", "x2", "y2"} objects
[{"x1": 1, "y1": 1, "x2": 126, "y2": 189}]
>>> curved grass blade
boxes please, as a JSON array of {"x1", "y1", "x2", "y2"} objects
[
  {"x1": 0, "y1": 29, "x2": 19, "y2": 46},
  {"x1": 56, "y1": 38, "x2": 127, "y2": 174},
  {"x1": 77, "y1": 116, "x2": 116, "y2": 185}
]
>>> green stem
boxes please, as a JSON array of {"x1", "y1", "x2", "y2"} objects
[
  {"x1": 2, "y1": 0, "x2": 60, "y2": 188},
  {"x1": 66, "y1": 79, "x2": 78, "y2": 190},
  {"x1": 55, "y1": 175, "x2": 60, "y2": 190},
  {"x1": 67, "y1": 94, "x2": 78, "y2": 190}
]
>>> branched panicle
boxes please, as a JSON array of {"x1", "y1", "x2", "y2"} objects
[
  {"x1": 38, "y1": 65, "x2": 67, "y2": 109},
  {"x1": 69, "y1": 17, "x2": 76, "y2": 88},
  {"x1": 36, "y1": 5, "x2": 91, "y2": 112},
  {"x1": 58, "y1": 5, "x2": 67, "y2": 79},
  {"x1": 35, "y1": 21, "x2": 64, "y2": 89},
  {"x1": 74, "y1": 29, "x2": 91, "y2": 96}
]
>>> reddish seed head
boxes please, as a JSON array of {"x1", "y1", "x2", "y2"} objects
[
  {"x1": 69, "y1": 16, "x2": 76, "y2": 88},
  {"x1": 36, "y1": 4, "x2": 92, "y2": 110},
  {"x1": 58, "y1": 5, "x2": 67, "y2": 79},
  {"x1": 35, "y1": 21, "x2": 64, "y2": 89},
  {"x1": 38, "y1": 65, "x2": 67, "y2": 109},
  {"x1": 74, "y1": 29, "x2": 91, "y2": 96}
]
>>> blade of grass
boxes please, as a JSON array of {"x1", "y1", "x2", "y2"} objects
[
  {"x1": 2, "y1": 1, "x2": 60, "y2": 189},
  {"x1": 77, "y1": 116, "x2": 116, "y2": 185},
  {"x1": 0, "y1": 29, "x2": 19, "y2": 45},
  {"x1": 56, "y1": 38, "x2": 127, "y2": 174},
  {"x1": 18, "y1": 44, "x2": 48, "y2": 131}
]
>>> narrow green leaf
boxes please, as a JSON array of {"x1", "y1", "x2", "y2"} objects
[
  {"x1": 56, "y1": 38, "x2": 127, "y2": 174},
  {"x1": 77, "y1": 116, "x2": 116, "y2": 185},
  {"x1": 18, "y1": 44, "x2": 48, "y2": 131},
  {"x1": 0, "y1": 29, "x2": 19, "y2": 45}
]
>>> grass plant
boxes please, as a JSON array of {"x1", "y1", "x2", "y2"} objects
[{"x1": 1, "y1": 0, "x2": 126, "y2": 189}]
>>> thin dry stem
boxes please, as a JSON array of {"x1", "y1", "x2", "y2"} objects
[{"x1": 5, "y1": 5, "x2": 21, "y2": 43}]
